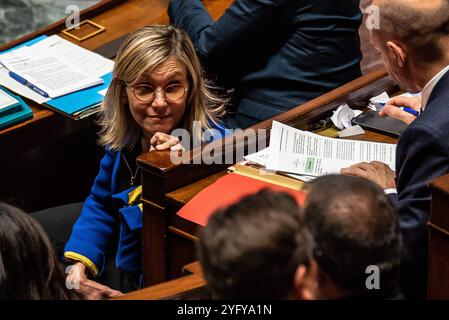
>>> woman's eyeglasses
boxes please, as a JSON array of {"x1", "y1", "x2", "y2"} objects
[{"x1": 127, "y1": 83, "x2": 187, "y2": 102}]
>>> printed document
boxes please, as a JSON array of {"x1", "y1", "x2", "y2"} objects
[
  {"x1": 266, "y1": 121, "x2": 396, "y2": 176},
  {"x1": 0, "y1": 63, "x2": 49, "y2": 104},
  {"x1": 0, "y1": 35, "x2": 113, "y2": 104},
  {"x1": 31, "y1": 35, "x2": 114, "y2": 78},
  {"x1": 0, "y1": 45, "x2": 103, "y2": 98},
  {"x1": 244, "y1": 147, "x2": 316, "y2": 182}
]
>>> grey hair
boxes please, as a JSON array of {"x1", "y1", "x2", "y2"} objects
[{"x1": 375, "y1": 0, "x2": 449, "y2": 58}]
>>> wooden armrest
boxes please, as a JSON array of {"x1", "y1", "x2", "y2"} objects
[
  {"x1": 182, "y1": 261, "x2": 203, "y2": 278},
  {"x1": 114, "y1": 274, "x2": 208, "y2": 300},
  {"x1": 429, "y1": 173, "x2": 449, "y2": 230},
  {"x1": 428, "y1": 173, "x2": 449, "y2": 299}
]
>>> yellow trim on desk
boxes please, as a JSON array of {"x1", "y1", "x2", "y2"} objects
[{"x1": 232, "y1": 164, "x2": 305, "y2": 190}]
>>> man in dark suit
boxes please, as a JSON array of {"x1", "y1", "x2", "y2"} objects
[
  {"x1": 168, "y1": 0, "x2": 362, "y2": 128},
  {"x1": 342, "y1": 0, "x2": 449, "y2": 299}
]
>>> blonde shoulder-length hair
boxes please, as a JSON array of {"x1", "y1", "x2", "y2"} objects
[{"x1": 98, "y1": 25, "x2": 226, "y2": 151}]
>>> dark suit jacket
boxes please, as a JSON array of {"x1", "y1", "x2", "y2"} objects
[
  {"x1": 388, "y1": 70, "x2": 449, "y2": 299},
  {"x1": 169, "y1": 0, "x2": 362, "y2": 128}
]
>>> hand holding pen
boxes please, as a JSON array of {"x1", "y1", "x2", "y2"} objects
[{"x1": 378, "y1": 96, "x2": 421, "y2": 125}]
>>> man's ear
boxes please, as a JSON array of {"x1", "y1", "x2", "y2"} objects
[
  {"x1": 386, "y1": 41, "x2": 407, "y2": 68},
  {"x1": 293, "y1": 260, "x2": 319, "y2": 300}
]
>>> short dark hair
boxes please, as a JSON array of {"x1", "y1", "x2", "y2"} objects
[
  {"x1": 0, "y1": 202, "x2": 79, "y2": 300},
  {"x1": 304, "y1": 175, "x2": 402, "y2": 292},
  {"x1": 197, "y1": 189, "x2": 313, "y2": 299}
]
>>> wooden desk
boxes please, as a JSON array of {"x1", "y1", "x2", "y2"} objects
[
  {"x1": 115, "y1": 273, "x2": 208, "y2": 300},
  {"x1": 137, "y1": 67, "x2": 399, "y2": 286},
  {"x1": 116, "y1": 261, "x2": 207, "y2": 300},
  {"x1": 428, "y1": 174, "x2": 449, "y2": 299}
]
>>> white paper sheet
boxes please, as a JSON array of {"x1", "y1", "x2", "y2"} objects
[
  {"x1": 338, "y1": 125, "x2": 366, "y2": 138},
  {"x1": 266, "y1": 121, "x2": 396, "y2": 176},
  {"x1": 0, "y1": 64, "x2": 50, "y2": 104},
  {"x1": 331, "y1": 104, "x2": 356, "y2": 129},
  {"x1": 32, "y1": 35, "x2": 114, "y2": 78},
  {"x1": 244, "y1": 147, "x2": 316, "y2": 182},
  {"x1": 244, "y1": 147, "x2": 270, "y2": 167},
  {"x1": 369, "y1": 91, "x2": 422, "y2": 111},
  {"x1": 97, "y1": 88, "x2": 108, "y2": 97},
  {"x1": 0, "y1": 35, "x2": 113, "y2": 101},
  {"x1": 370, "y1": 91, "x2": 390, "y2": 111},
  {"x1": 0, "y1": 45, "x2": 103, "y2": 98},
  {"x1": 0, "y1": 88, "x2": 19, "y2": 110}
]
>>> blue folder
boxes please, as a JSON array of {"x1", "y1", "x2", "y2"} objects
[
  {"x1": 0, "y1": 86, "x2": 33, "y2": 130},
  {"x1": 48, "y1": 72, "x2": 112, "y2": 115},
  {"x1": 1, "y1": 35, "x2": 112, "y2": 119}
]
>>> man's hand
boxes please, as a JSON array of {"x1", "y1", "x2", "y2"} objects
[
  {"x1": 149, "y1": 132, "x2": 185, "y2": 151},
  {"x1": 341, "y1": 161, "x2": 396, "y2": 189},
  {"x1": 378, "y1": 96, "x2": 421, "y2": 125},
  {"x1": 66, "y1": 262, "x2": 124, "y2": 300}
]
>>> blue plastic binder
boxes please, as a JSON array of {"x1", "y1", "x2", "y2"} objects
[
  {"x1": 0, "y1": 86, "x2": 33, "y2": 130},
  {"x1": 48, "y1": 72, "x2": 112, "y2": 115}
]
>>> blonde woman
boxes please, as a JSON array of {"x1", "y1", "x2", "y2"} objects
[{"x1": 33, "y1": 25, "x2": 227, "y2": 299}]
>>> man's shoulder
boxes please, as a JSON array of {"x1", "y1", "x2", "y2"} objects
[
  {"x1": 408, "y1": 74, "x2": 449, "y2": 136},
  {"x1": 421, "y1": 70, "x2": 449, "y2": 123},
  {"x1": 399, "y1": 108, "x2": 449, "y2": 160}
]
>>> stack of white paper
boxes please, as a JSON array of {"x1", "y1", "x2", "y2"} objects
[
  {"x1": 265, "y1": 121, "x2": 396, "y2": 177},
  {"x1": 0, "y1": 47, "x2": 101, "y2": 99},
  {"x1": 244, "y1": 146, "x2": 316, "y2": 182},
  {"x1": 0, "y1": 35, "x2": 114, "y2": 102}
]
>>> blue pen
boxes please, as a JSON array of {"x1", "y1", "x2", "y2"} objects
[
  {"x1": 378, "y1": 102, "x2": 419, "y2": 116},
  {"x1": 401, "y1": 107, "x2": 420, "y2": 116},
  {"x1": 9, "y1": 71, "x2": 49, "y2": 98}
]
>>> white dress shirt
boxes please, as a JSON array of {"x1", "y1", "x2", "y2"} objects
[{"x1": 420, "y1": 64, "x2": 449, "y2": 111}]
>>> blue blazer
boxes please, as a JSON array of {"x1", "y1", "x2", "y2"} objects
[
  {"x1": 64, "y1": 125, "x2": 228, "y2": 277},
  {"x1": 388, "y1": 71, "x2": 449, "y2": 298},
  {"x1": 64, "y1": 148, "x2": 144, "y2": 277},
  {"x1": 169, "y1": 0, "x2": 362, "y2": 127}
]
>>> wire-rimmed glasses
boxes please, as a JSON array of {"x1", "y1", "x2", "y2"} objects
[{"x1": 127, "y1": 83, "x2": 187, "y2": 103}]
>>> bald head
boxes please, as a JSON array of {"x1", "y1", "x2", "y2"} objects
[{"x1": 373, "y1": 0, "x2": 449, "y2": 56}]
